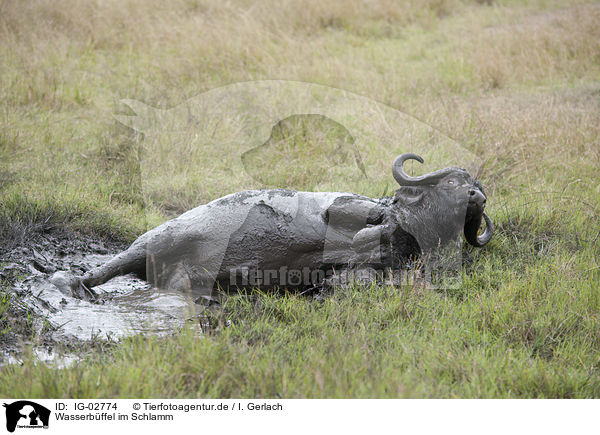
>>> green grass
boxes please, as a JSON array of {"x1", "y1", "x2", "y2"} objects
[
  {"x1": 1, "y1": 0, "x2": 599, "y2": 397},
  {"x1": 3, "y1": 270, "x2": 600, "y2": 398},
  {"x1": 0, "y1": 279, "x2": 42, "y2": 344}
]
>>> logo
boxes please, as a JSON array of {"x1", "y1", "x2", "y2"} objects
[
  {"x1": 113, "y1": 80, "x2": 484, "y2": 296},
  {"x1": 3, "y1": 401, "x2": 50, "y2": 433}
]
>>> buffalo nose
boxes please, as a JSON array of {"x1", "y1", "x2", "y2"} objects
[{"x1": 469, "y1": 189, "x2": 486, "y2": 206}]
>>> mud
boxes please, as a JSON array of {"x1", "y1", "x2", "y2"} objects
[{"x1": 1, "y1": 230, "x2": 197, "y2": 365}]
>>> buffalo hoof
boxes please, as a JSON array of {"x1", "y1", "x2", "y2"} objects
[{"x1": 49, "y1": 271, "x2": 98, "y2": 301}]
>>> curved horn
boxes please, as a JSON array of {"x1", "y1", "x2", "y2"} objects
[
  {"x1": 476, "y1": 212, "x2": 494, "y2": 247},
  {"x1": 464, "y1": 212, "x2": 494, "y2": 247},
  {"x1": 392, "y1": 153, "x2": 457, "y2": 186}
]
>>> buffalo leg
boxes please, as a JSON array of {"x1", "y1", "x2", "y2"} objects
[{"x1": 50, "y1": 239, "x2": 147, "y2": 299}]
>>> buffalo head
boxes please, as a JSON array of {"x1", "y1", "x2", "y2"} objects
[{"x1": 391, "y1": 153, "x2": 494, "y2": 248}]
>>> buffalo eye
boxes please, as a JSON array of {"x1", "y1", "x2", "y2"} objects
[{"x1": 447, "y1": 179, "x2": 455, "y2": 185}]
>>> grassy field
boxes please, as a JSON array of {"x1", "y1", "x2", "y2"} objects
[{"x1": 1, "y1": 0, "x2": 600, "y2": 398}]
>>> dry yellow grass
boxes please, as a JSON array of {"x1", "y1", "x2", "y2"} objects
[
  {"x1": 1, "y1": 0, "x2": 598, "y2": 226},
  {"x1": 1, "y1": 0, "x2": 600, "y2": 398}
]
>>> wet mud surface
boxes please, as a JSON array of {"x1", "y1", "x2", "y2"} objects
[{"x1": 1, "y1": 230, "x2": 197, "y2": 364}]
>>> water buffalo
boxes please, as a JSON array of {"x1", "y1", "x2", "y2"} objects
[{"x1": 51, "y1": 153, "x2": 493, "y2": 301}]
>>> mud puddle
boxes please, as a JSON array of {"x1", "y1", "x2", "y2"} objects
[
  {"x1": 16, "y1": 254, "x2": 192, "y2": 340},
  {"x1": 1, "y1": 230, "x2": 199, "y2": 365}
]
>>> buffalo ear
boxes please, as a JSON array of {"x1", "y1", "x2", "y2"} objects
[{"x1": 394, "y1": 186, "x2": 424, "y2": 205}]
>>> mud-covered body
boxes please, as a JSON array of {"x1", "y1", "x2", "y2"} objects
[
  {"x1": 50, "y1": 154, "x2": 494, "y2": 299},
  {"x1": 70, "y1": 190, "x2": 417, "y2": 293}
]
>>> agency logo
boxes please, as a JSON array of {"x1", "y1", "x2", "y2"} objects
[
  {"x1": 113, "y1": 80, "x2": 487, "y2": 296},
  {"x1": 2, "y1": 401, "x2": 50, "y2": 433}
]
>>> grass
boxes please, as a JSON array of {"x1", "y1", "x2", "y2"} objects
[
  {"x1": 0, "y1": 282, "x2": 35, "y2": 340},
  {"x1": 1, "y1": 0, "x2": 599, "y2": 397},
  {"x1": 3, "y1": 275, "x2": 600, "y2": 398}
]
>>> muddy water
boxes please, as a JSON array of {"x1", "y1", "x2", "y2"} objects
[
  {"x1": 16, "y1": 253, "x2": 198, "y2": 341},
  {"x1": 2, "y1": 231, "x2": 204, "y2": 346}
]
